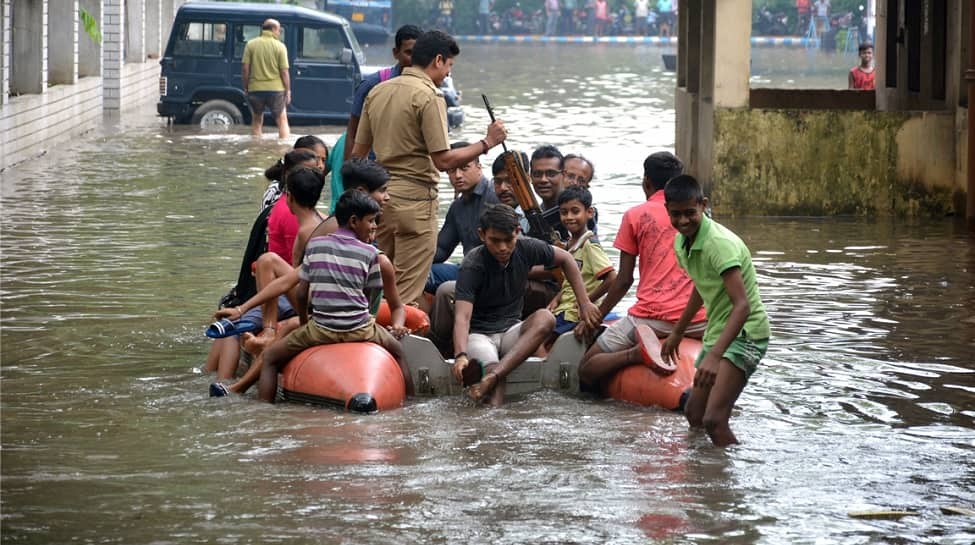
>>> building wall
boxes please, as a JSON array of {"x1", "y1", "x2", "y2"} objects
[
  {"x1": 676, "y1": 0, "x2": 967, "y2": 217},
  {"x1": 0, "y1": 0, "x2": 183, "y2": 172},
  {"x1": 710, "y1": 108, "x2": 963, "y2": 216}
]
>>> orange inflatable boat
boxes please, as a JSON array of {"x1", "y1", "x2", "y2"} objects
[
  {"x1": 602, "y1": 338, "x2": 702, "y2": 410},
  {"x1": 278, "y1": 342, "x2": 406, "y2": 412},
  {"x1": 375, "y1": 300, "x2": 430, "y2": 334}
]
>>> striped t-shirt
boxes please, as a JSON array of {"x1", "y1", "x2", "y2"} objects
[{"x1": 299, "y1": 227, "x2": 382, "y2": 331}]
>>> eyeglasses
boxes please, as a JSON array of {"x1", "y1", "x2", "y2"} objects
[{"x1": 531, "y1": 169, "x2": 562, "y2": 179}]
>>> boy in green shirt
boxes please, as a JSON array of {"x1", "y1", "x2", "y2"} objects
[{"x1": 661, "y1": 175, "x2": 770, "y2": 447}]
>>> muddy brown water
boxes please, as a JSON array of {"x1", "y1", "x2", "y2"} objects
[{"x1": 1, "y1": 43, "x2": 973, "y2": 544}]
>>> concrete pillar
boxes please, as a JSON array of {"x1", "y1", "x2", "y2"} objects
[
  {"x1": 675, "y1": 0, "x2": 751, "y2": 192},
  {"x1": 145, "y1": 0, "x2": 160, "y2": 58},
  {"x1": 124, "y1": 0, "x2": 144, "y2": 62},
  {"x1": 2, "y1": 0, "x2": 10, "y2": 105},
  {"x1": 712, "y1": 0, "x2": 750, "y2": 108},
  {"x1": 49, "y1": 0, "x2": 79, "y2": 85},
  {"x1": 103, "y1": 0, "x2": 123, "y2": 110},
  {"x1": 11, "y1": 0, "x2": 47, "y2": 95},
  {"x1": 78, "y1": 0, "x2": 103, "y2": 78}
]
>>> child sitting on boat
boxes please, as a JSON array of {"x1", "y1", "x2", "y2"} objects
[
  {"x1": 546, "y1": 186, "x2": 616, "y2": 340},
  {"x1": 450, "y1": 204, "x2": 602, "y2": 405},
  {"x1": 578, "y1": 151, "x2": 706, "y2": 391},
  {"x1": 257, "y1": 190, "x2": 414, "y2": 402},
  {"x1": 209, "y1": 159, "x2": 406, "y2": 397},
  {"x1": 661, "y1": 174, "x2": 770, "y2": 447}
]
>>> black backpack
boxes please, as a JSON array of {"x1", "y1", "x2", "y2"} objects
[{"x1": 218, "y1": 204, "x2": 274, "y2": 309}]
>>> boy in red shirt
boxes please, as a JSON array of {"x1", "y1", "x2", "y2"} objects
[
  {"x1": 849, "y1": 43, "x2": 875, "y2": 90},
  {"x1": 578, "y1": 152, "x2": 706, "y2": 390}
]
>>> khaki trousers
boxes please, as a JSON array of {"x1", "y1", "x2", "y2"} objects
[{"x1": 376, "y1": 195, "x2": 438, "y2": 306}]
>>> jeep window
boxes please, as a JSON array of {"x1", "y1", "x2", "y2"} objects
[
  {"x1": 173, "y1": 22, "x2": 228, "y2": 57},
  {"x1": 299, "y1": 26, "x2": 346, "y2": 62},
  {"x1": 233, "y1": 24, "x2": 261, "y2": 58}
]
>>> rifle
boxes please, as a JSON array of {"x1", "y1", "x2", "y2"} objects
[{"x1": 481, "y1": 94, "x2": 563, "y2": 247}]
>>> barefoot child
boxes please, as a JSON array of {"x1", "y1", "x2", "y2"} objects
[
  {"x1": 209, "y1": 159, "x2": 403, "y2": 397},
  {"x1": 451, "y1": 204, "x2": 602, "y2": 406},
  {"x1": 661, "y1": 175, "x2": 770, "y2": 447},
  {"x1": 578, "y1": 152, "x2": 706, "y2": 390},
  {"x1": 258, "y1": 190, "x2": 414, "y2": 402},
  {"x1": 548, "y1": 186, "x2": 616, "y2": 338}
]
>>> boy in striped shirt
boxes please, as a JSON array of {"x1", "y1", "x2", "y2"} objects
[{"x1": 257, "y1": 190, "x2": 412, "y2": 402}]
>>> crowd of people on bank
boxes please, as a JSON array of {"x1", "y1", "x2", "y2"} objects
[{"x1": 207, "y1": 24, "x2": 771, "y2": 448}]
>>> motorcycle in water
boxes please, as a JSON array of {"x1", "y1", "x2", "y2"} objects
[{"x1": 753, "y1": 5, "x2": 789, "y2": 36}]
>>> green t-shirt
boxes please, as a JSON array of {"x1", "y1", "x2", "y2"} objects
[
  {"x1": 242, "y1": 31, "x2": 289, "y2": 92},
  {"x1": 554, "y1": 237, "x2": 614, "y2": 322},
  {"x1": 674, "y1": 215, "x2": 770, "y2": 346}
]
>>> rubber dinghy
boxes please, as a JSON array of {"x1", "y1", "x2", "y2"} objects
[
  {"x1": 275, "y1": 302, "x2": 429, "y2": 412},
  {"x1": 401, "y1": 332, "x2": 701, "y2": 410}
]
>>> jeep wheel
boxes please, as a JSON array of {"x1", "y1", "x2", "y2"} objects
[{"x1": 192, "y1": 99, "x2": 244, "y2": 130}]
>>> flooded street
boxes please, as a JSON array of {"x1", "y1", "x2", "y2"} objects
[{"x1": 2, "y1": 43, "x2": 974, "y2": 544}]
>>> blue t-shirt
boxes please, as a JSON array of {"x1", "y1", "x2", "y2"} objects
[{"x1": 350, "y1": 65, "x2": 401, "y2": 118}]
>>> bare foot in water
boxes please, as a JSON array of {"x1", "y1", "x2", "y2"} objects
[
  {"x1": 467, "y1": 372, "x2": 499, "y2": 402},
  {"x1": 242, "y1": 331, "x2": 273, "y2": 355}
]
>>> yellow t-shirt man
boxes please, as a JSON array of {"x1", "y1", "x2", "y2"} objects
[{"x1": 242, "y1": 30, "x2": 289, "y2": 92}]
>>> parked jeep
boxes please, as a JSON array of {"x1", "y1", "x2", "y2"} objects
[{"x1": 158, "y1": 2, "x2": 375, "y2": 128}]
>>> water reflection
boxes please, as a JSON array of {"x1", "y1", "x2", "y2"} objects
[{"x1": 1, "y1": 44, "x2": 974, "y2": 544}]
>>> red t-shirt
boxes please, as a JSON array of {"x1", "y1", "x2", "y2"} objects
[
  {"x1": 850, "y1": 67, "x2": 875, "y2": 90},
  {"x1": 796, "y1": 0, "x2": 811, "y2": 14},
  {"x1": 613, "y1": 191, "x2": 707, "y2": 323},
  {"x1": 267, "y1": 195, "x2": 298, "y2": 266}
]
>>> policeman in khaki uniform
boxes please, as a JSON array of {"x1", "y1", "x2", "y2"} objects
[{"x1": 353, "y1": 30, "x2": 507, "y2": 307}]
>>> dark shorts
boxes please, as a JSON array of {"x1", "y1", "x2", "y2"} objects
[{"x1": 247, "y1": 91, "x2": 286, "y2": 117}]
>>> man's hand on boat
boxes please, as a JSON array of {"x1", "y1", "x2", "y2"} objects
[{"x1": 451, "y1": 354, "x2": 470, "y2": 384}]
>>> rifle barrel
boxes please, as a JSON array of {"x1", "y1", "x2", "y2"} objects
[{"x1": 481, "y1": 94, "x2": 508, "y2": 153}]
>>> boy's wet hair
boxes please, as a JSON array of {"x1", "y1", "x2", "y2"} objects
[
  {"x1": 479, "y1": 203, "x2": 520, "y2": 233},
  {"x1": 644, "y1": 151, "x2": 684, "y2": 191},
  {"x1": 664, "y1": 174, "x2": 705, "y2": 204},
  {"x1": 395, "y1": 24, "x2": 422, "y2": 49},
  {"x1": 341, "y1": 158, "x2": 390, "y2": 193},
  {"x1": 558, "y1": 185, "x2": 592, "y2": 209},
  {"x1": 411, "y1": 30, "x2": 459, "y2": 68},
  {"x1": 286, "y1": 166, "x2": 325, "y2": 209},
  {"x1": 858, "y1": 42, "x2": 873, "y2": 53},
  {"x1": 451, "y1": 140, "x2": 470, "y2": 150},
  {"x1": 492, "y1": 150, "x2": 529, "y2": 175},
  {"x1": 563, "y1": 153, "x2": 595, "y2": 181},
  {"x1": 334, "y1": 189, "x2": 381, "y2": 226},
  {"x1": 531, "y1": 144, "x2": 564, "y2": 169}
]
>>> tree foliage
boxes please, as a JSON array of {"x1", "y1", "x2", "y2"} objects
[{"x1": 79, "y1": 7, "x2": 102, "y2": 45}]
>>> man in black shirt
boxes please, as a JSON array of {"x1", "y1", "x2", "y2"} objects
[{"x1": 451, "y1": 204, "x2": 602, "y2": 405}]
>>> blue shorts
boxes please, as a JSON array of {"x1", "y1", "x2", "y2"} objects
[
  {"x1": 239, "y1": 295, "x2": 296, "y2": 333},
  {"x1": 553, "y1": 312, "x2": 576, "y2": 335}
]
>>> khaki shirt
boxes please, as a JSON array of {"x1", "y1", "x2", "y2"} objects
[
  {"x1": 357, "y1": 67, "x2": 450, "y2": 198},
  {"x1": 242, "y1": 31, "x2": 289, "y2": 92}
]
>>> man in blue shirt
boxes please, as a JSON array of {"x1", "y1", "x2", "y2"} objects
[
  {"x1": 426, "y1": 141, "x2": 500, "y2": 297},
  {"x1": 343, "y1": 25, "x2": 422, "y2": 160}
]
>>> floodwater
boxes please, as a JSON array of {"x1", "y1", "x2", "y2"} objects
[{"x1": 2, "y1": 44, "x2": 974, "y2": 544}]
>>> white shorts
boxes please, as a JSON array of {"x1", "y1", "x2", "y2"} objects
[
  {"x1": 467, "y1": 322, "x2": 524, "y2": 363},
  {"x1": 596, "y1": 314, "x2": 706, "y2": 353}
]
